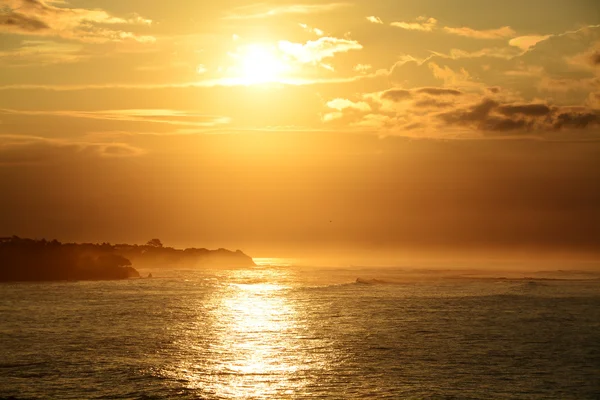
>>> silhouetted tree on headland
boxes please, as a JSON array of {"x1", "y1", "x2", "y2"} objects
[{"x1": 146, "y1": 238, "x2": 163, "y2": 248}]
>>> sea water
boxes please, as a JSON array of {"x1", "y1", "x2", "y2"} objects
[{"x1": 1, "y1": 266, "x2": 599, "y2": 399}]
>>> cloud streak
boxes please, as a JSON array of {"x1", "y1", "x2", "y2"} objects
[
  {"x1": 0, "y1": 134, "x2": 144, "y2": 166},
  {"x1": 0, "y1": 40, "x2": 85, "y2": 66},
  {"x1": 225, "y1": 3, "x2": 348, "y2": 19},
  {"x1": 389, "y1": 17, "x2": 515, "y2": 41},
  {"x1": 0, "y1": 109, "x2": 231, "y2": 128}
]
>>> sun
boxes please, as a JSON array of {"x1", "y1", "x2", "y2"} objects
[{"x1": 237, "y1": 44, "x2": 288, "y2": 84}]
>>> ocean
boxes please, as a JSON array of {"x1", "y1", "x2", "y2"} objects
[{"x1": 1, "y1": 265, "x2": 599, "y2": 399}]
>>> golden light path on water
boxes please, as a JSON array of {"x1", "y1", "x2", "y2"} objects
[
  {"x1": 210, "y1": 282, "x2": 301, "y2": 397},
  {"x1": 164, "y1": 268, "x2": 335, "y2": 398}
]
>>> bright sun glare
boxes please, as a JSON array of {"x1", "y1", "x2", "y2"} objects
[{"x1": 238, "y1": 44, "x2": 288, "y2": 84}]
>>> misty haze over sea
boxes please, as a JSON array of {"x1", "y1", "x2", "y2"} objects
[{"x1": 1, "y1": 264, "x2": 599, "y2": 399}]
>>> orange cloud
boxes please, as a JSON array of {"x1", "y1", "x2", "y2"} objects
[
  {"x1": 326, "y1": 98, "x2": 371, "y2": 112},
  {"x1": 299, "y1": 23, "x2": 325, "y2": 36},
  {"x1": 443, "y1": 26, "x2": 516, "y2": 39},
  {"x1": 366, "y1": 16, "x2": 383, "y2": 24},
  {"x1": 391, "y1": 17, "x2": 437, "y2": 32},
  {"x1": 509, "y1": 35, "x2": 551, "y2": 50},
  {"x1": 0, "y1": 0, "x2": 154, "y2": 43},
  {"x1": 326, "y1": 85, "x2": 600, "y2": 137},
  {"x1": 279, "y1": 37, "x2": 362, "y2": 64}
]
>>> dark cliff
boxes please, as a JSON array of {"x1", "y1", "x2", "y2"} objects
[{"x1": 0, "y1": 237, "x2": 140, "y2": 282}]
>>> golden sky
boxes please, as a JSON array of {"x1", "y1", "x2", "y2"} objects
[{"x1": 1, "y1": 0, "x2": 599, "y2": 259}]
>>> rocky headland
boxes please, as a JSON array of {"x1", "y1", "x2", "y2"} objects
[{"x1": 0, "y1": 237, "x2": 255, "y2": 282}]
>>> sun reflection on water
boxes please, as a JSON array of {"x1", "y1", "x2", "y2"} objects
[
  {"x1": 167, "y1": 268, "x2": 319, "y2": 398},
  {"x1": 207, "y1": 279, "x2": 304, "y2": 398}
]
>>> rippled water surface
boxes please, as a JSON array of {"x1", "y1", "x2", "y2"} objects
[{"x1": 1, "y1": 266, "x2": 599, "y2": 399}]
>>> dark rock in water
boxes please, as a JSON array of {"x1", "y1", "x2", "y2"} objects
[
  {"x1": 356, "y1": 278, "x2": 386, "y2": 285},
  {"x1": 524, "y1": 280, "x2": 547, "y2": 287},
  {"x1": 148, "y1": 273, "x2": 153, "y2": 278}
]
